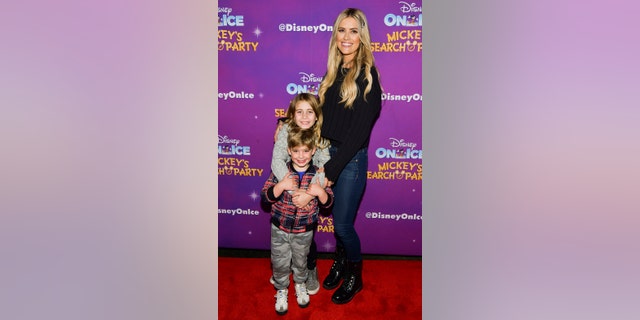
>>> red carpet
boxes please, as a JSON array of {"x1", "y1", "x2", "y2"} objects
[{"x1": 218, "y1": 257, "x2": 422, "y2": 319}]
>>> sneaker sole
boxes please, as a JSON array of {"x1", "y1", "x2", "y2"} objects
[{"x1": 307, "y1": 286, "x2": 319, "y2": 295}]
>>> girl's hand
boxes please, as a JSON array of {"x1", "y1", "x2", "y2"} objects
[
  {"x1": 273, "y1": 120, "x2": 285, "y2": 142},
  {"x1": 277, "y1": 174, "x2": 297, "y2": 192},
  {"x1": 292, "y1": 190, "x2": 313, "y2": 208},
  {"x1": 306, "y1": 181, "x2": 324, "y2": 197}
]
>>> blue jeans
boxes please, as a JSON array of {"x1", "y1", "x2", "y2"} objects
[{"x1": 329, "y1": 146, "x2": 367, "y2": 262}]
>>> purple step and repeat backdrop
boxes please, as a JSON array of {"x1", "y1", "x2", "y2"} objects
[{"x1": 218, "y1": 0, "x2": 423, "y2": 256}]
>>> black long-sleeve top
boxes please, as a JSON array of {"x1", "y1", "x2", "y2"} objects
[{"x1": 321, "y1": 66, "x2": 382, "y2": 183}]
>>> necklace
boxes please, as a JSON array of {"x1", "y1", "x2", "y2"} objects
[{"x1": 341, "y1": 61, "x2": 353, "y2": 75}]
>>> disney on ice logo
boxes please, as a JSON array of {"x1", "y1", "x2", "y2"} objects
[
  {"x1": 299, "y1": 72, "x2": 323, "y2": 83},
  {"x1": 218, "y1": 135, "x2": 250, "y2": 156},
  {"x1": 286, "y1": 71, "x2": 321, "y2": 95},
  {"x1": 399, "y1": 1, "x2": 422, "y2": 13},
  {"x1": 368, "y1": 137, "x2": 422, "y2": 181},
  {"x1": 375, "y1": 137, "x2": 422, "y2": 159},
  {"x1": 389, "y1": 138, "x2": 417, "y2": 149},
  {"x1": 375, "y1": 3, "x2": 422, "y2": 52},
  {"x1": 384, "y1": 2, "x2": 422, "y2": 27},
  {"x1": 218, "y1": 7, "x2": 244, "y2": 26},
  {"x1": 218, "y1": 7, "x2": 261, "y2": 52},
  {"x1": 217, "y1": 135, "x2": 263, "y2": 177},
  {"x1": 219, "y1": 135, "x2": 240, "y2": 145}
]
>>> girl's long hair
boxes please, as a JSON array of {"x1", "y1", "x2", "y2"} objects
[
  {"x1": 318, "y1": 8, "x2": 376, "y2": 109},
  {"x1": 284, "y1": 93, "x2": 329, "y2": 148}
]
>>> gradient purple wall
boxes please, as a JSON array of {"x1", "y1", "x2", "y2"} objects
[
  {"x1": 218, "y1": 0, "x2": 423, "y2": 255},
  {"x1": 3, "y1": 0, "x2": 639, "y2": 319}
]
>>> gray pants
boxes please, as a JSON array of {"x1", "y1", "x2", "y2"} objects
[{"x1": 270, "y1": 223, "x2": 313, "y2": 290}]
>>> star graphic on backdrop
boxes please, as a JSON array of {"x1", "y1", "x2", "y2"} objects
[
  {"x1": 249, "y1": 191, "x2": 259, "y2": 201},
  {"x1": 259, "y1": 93, "x2": 264, "y2": 98},
  {"x1": 322, "y1": 241, "x2": 334, "y2": 252},
  {"x1": 248, "y1": 231, "x2": 253, "y2": 235},
  {"x1": 253, "y1": 27, "x2": 262, "y2": 38}
]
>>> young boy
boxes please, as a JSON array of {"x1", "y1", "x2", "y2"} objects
[{"x1": 261, "y1": 128, "x2": 334, "y2": 315}]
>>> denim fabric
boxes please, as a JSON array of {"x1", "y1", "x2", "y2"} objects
[{"x1": 329, "y1": 146, "x2": 367, "y2": 262}]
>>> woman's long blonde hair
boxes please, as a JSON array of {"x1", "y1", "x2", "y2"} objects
[
  {"x1": 318, "y1": 8, "x2": 376, "y2": 109},
  {"x1": 285, "y1": 93, "x2": 329, "y2": 148}
]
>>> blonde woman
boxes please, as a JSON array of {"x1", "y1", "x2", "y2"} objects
[{"x1": 318, "y1": 8, "x2": 382, "y2": 304}]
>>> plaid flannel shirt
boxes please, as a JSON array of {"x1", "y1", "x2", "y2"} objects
[{"x1": 262, "y1": 161, "x2": 334, "y2": 233}]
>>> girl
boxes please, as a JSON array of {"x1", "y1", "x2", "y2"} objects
[
  {"x1": 271, "y1": 93, "x2": 330, "y2": 187},
  {"x1": 270, "y1": 92, "x2": 330, "y2": 296}
]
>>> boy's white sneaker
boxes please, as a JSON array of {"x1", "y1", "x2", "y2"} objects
[
  {"x1": 274, "y1": 288, "x2": 288, "y2": 315},
  {"x1": 294, "y1": 283, "x2": 310, "y2": 308}
]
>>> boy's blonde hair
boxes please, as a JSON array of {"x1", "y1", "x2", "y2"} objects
[{"x1": 287, "y1": 127, "x2": 316, "y2": 150}]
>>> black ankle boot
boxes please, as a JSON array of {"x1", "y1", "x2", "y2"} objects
[
  {"x1": 322, "y1": 246, "x2": 346, "y2": 290},
  {"x1": 331, "y1": 260, "x2": 363, "y2": 304}
]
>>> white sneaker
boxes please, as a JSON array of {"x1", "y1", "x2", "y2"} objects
[
  {"x1": 274, "y1": 289, "x2": 288, "y2": 315},
  {"x1": 294, "y1": 283, "x2": 310, "y2": 308}
]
